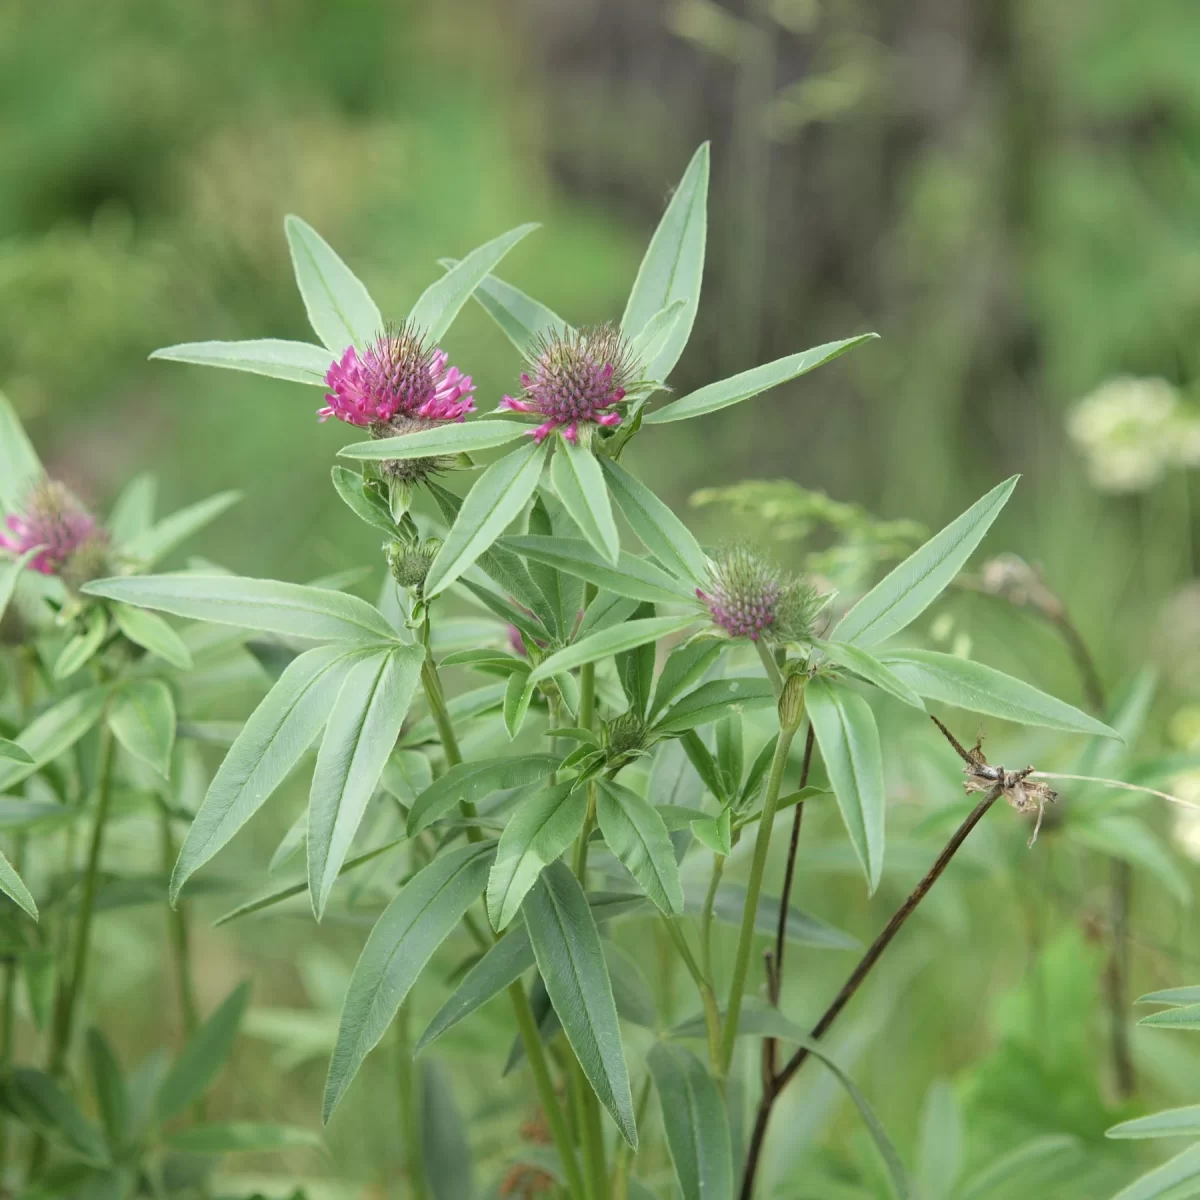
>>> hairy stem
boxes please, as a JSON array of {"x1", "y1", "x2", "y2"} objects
[
  {"x1": 739, "y1": 783, "x2": 1002, "y2": 1199},
  {"x1": 720, "y1": 720, "x2": 798, "y2": 1075}
]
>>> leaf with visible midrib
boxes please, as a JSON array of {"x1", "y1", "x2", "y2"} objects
[
  {"x1": 157, "y1": 982, "x2": 251, "y2": 1121},
  {"x1": 149, "y1": 339, "x2": 332, "y2": 386},
  {"x1": 595, "y1": 781, "x2": 683, "y2": 915},
  {"x1": 647, "y1": 1042, "x2": 731, "y2": 1200},
  {"x1": 833, "y1": 476, "x2": 1018, "y2": 648},
  {"x1": 807, "y1": 677, "x2": 886, "y2": 894},
  {"x1": 324, "y1": 841, "x2": 496, "y2": 1122},
  {"x1": 307, "y1": 644, "x2": 425, "y2": 918},
  {"x1": 285, "y1": 215, "x2": 382, "y2": 351},
  {"x1": 407, "y1": 755, "x2": 560, "y2": 837},
  {"x1": 551, "y1": 437, "x2": 620, "y2": 565},
  {"x1": 521, "y1": 861, "x2": 637, "y2": 1148},
  {"x1": 171, "y1": 645, "x2": 366, "y2": 904}
]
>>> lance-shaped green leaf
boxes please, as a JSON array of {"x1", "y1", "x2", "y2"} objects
[
  {"x1": 630, "y1": 299, "x2": 689, "y2": 373},
  {"x1": 1138, "y1": 1003, "x2": 1200, "y2": 1030},
  {"x1": 816, "y1": 640, "x2": 925, "y2": 711},
  {"x1": 1106, "y1": 1142, "x2": 1200, "y2": 1200},
  {"x1": 522, "y1": 861, "x2": 637, "y2": 1148},
  {"x1": 421, "y1": 1060, "x2": 474, "y2": 1200},
  {"x1": 653, "y1": 677, "x2": 776, "y2": 735},
  {"x1": 6, "y1": 1069, "x2": 108, "y2": 1163},
  {"x1": 339, "y1": 419, "x2": 530, "y2": 462},
  {"x1": 166, "y1": 1123, "x2": 321, "y2": 1154},
  {"x1": 833, "y1": 477, "x2": 1018, "y2": 647},
  {"x1": 1138, "y1": 986, "x2": 1200, "y2": 1007},
  {"x1": 107, "y1": 679, "x2": 175, "y2": 778},
  {"x1": 285, "y1": 215, "x2": 382, "y2": 351},
  {"x1": 409, "y1": 224, "x2": 538, "y2": 344},
  {"x1": 1108, "y1": 1106, "x2": 1200, "y2": 1140},
  {"x1": 503, "y1": 666, "x2": 534, "y2": 739},
  {"x1": 53, "y1": 608, "x2": 108, "y2": 680},
  {"x1": 402, "y1": 682, "x2": 506, "y2": 746},
  {"x1": 596, "y1": 780, "x2": 684, "y2": 915},
  {"x1": 0, "y1": 687, "x2": 108, "y2": 793},
  {"x1": 487, "y1": 781, "x2": 588, "y2": 930},
  {"x1": 646, "y1": 1042, "x2": 732, "y2": 1200},
  {"x1": 108, "y1": 473, "x2": 157, "y2": 542},
  {"x1": 424, "y1": 440, "x2": 547, "y2": 598},
  {"x1": 916, "y1": 1080, "x2": 963, "y2": 1200},
  {"x1": 112, "y1": 603, "x2": 192, "y2": 670},
  {"x1": 149, "y1": 339, "x2": 332, "y2": 385},
  {"x1": 807, "y1": 677, "x2": 885, "y2": 893},
  {"x1": 0, "y1": 738, "x2": 34, "y2": 764},
  {"x1": 83, "y1": 574, "x2": 397, "y2": 644},
  {"x1": 650, "y1": 641, "x2": 722, "y2": 719},
  {"x1": 676, "y1": 1003, "x2": 910, "y2": 1199},
  {"x1": 1067, "y1": 816, "x2": 1188, "y2": 905},
  {"x1": 156, "y1": 981, "x2": 251, "y2": 1121},
  {"x1": 170, "y1": 645, "x2": 366, "y2": 904},
  {"x1": 85, "y1": 1029, "x2": 129, "y2": 1148},
  {"x1": 329, "y1": 466, "x2": 395, "y2": 535},
  {"x1": 0, "y1": 392, "x2": 42, "y2": 513},
  {"x1": 622, "y1": 143, "x2": 709, "y2": 382},
  {"x1": 550, "y1": 436, "x2": 620, "y2": 563},
  {"x1": 645, "y1": 335, "x2": 876, "y2": 425},
  {"x1": 0, "y1": 847, "x2": 37, "y2": 920},
  {"x1": 956, "y1": 1136, "x2": 1081, "y2": 1200},
  {"x1": 324, "y1": 841, "x2": 496, "y2": 1122},
  {"x1": 439, "y1": 260, "x2": 570, "y2": 353},
  {"x1": 600, "y1": 456, "x2": 709, "y2": 584},
  {"x1": 880, "y1": 650, "x2": 1120, "y2": 738},
  {"x1": 308, "y1": 644, "x2": 424, "y2": 918},
  {"x1": 124, "y1": 491, "x2": 241, "y2": 566},
  {"x1": 529, "y1": 614, "x2": 699, "y2": 685},
  {"x1": 683, "y1": 882, "x2": 859, "y2": 951},
  {"x1": 503, "y1": 535, "x2": 693, "y2": 605},
  {"x1": 0, "y1": 547, "x2": 40, "y2": 625},
  {"x1": 408, "y1": 755, "x2": 560, "y2": 837}
]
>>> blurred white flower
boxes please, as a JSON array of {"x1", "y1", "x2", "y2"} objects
[{"x1": 1066, "y1": 376, "x2": 1200, "y2": 493}]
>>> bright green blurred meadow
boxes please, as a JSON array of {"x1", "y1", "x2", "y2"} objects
[{"x1": 5, "y1": 1, "x2": 1200, "y2": 1196}]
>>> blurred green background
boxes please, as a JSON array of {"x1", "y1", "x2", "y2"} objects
[{"x1": 6, "y1": 0, "x2": 1200, "y2": 1196}]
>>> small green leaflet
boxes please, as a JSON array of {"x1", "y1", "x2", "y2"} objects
[
  {"x1": 550, "y1": 436, "x2": 620, "y2": 564},
  {"x1": 816, "y1": 639, "x2": 925, "y2": 711},
  {"x1": 339, "y1": 419, "x2": 530, "y2": 462},
  {"x1": 285, "y1": 215, "x2": 382, "y2": 351},
  {"x1": 107, "y1": 679, "x2": 176, "y2": 778},
  {"x1": 1107, "y1": 1106, "x2": 1200, "y2": 1140},
  {"x1": 833, "y1": 476, "x2": 1018, "y2": 648},
  {"x1": 528, "y1": 614, "x2": 699, "y2": 685},
  {"x1": 0, "y1": 392, "x2": 43, "y2": 514},
  {"x1": 149, "y1": 339, "x2": 332, "y2": 386},
  {"x1": 645, "y1": 335, "x2": 876, "y2": 425},
  {"x1": 595, "y1": 780, "x2": 684, "y2": 915},
  {"x1": 112, "y1": 603, "x2": 193, "y2": 671},
  {"x1": 407, "y1": 755, "x2": 560, "y2": 837},
  {"x1": 0, "y1": 687, "x2": 108, "y2": 793},
  {"x1": 0, "y1": 847, "x2": 37, "y2": 920},
  {"x1": 1106, "y1": 1142, "x2": 1200, "y2": 1200},
  {"x1": 124, "y1": 491, "x2": 241, "y2": 567}
]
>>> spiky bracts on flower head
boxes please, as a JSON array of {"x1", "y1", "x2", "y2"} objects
[
  {"x1": 500, "y1": 325, "x2": 637, "y2": 443},
  {"x1": 698, "y1": 546, "x2": 820, "y2": 643},
  {"x1": 321, "y1": 322, "x2": 475, "y2": 427},
  {"x1": 0, "y1": 480, "x2": 109, "y2": 583}
]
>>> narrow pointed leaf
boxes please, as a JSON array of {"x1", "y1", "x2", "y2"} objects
[
  {"x1": 85, "y1": 1029, "x2": 130, "y2": 1148},
  {"x1": 600, "y1": 456, "x2": 709, "y2": 584},
  {"x1": 880, "y1": 649, "x2": 1120, "y2": 738},
  {"x1": 123, "y1": 492, "x2": 241, "y2": 567},
  {"x1": 916, "y1": 1080, "x2": 962, "y2": 1200},
  {"x1": 0, "y1": 738, "x2": 34, "y2": 764},
  {"x1": 0, "y1": 847, "x2": 37, "y2": 919},
  {"x1": 170, "y1": 645, "x2": 366, "y2": 903},
  {"x1": 339, "y1": 419, "x2": 529, "y2": 462},
  {"x1": 807, "y1": 677, "x2": 885, "y2": 893},
  {"x1": 833, "y1": 477, "x2": 1018, "y2": 647},
  {"x1": 149, "y1": 339, "x2": 332, "y2": 385},
  {"x1": 0, "y1": 393, "x2": 42, "y2": 512},
  {"x1": 650, "y1": 641, "x2": 723, "y2": 719},
  {"x1": 816, "y1": 640, "x2": 925, "y2": 711},
  {"x1": 0, "y1": 547, "x2": 40, "y2": 624},
  {"x1": 107, "y1": 679, "x2": 175, "y2": 778},
  {"x1": 107, "y1": 473, "x2": 157, "y2": 543},
  {"x1": 83, "y1": 574, "x2": 397, "y2": 644},
  {"x1": 646, "y1": 1042, "x2": 732, "y2": 1200},
  {"x1": 1138, "y1": 1003, "x2": 1200, "y2": 1029},
  {"x1": 521, "y1": 861, "x2": 637, "y2": 1148},
  {"x1": 683, "y1": 882, "x2": 859, "y2": 950},
  {"x1": 529, "y1": 614, "x2": 699, "y2": 685},
  {"x1": 503, "y1": 535, "x2": 694, "y2": 605},
  {"x1": 112, "y1": 603, "x2": 192, "y2": 670},
  {"x1": 421, "y1": 1061, "x2": 474, "y2": 1200},
  {"x1": 0, "y1": 687, "x2": 108, "y2": 793},
  {"x1": 285, "y1": 215, "x2": 382, "y2": 351},
  {"x1": 502, "y1": 666, "x2": 534, "y2": 740},
  {"x1": 166, "y1": 1123, "x2": 321, "y2": 1154},
  {"x1": 408, "y1": 224, "x2": 539, "y2": 344},
  {"x1": 53, "y1": 609, "x2": 108, "y2": 680},
  {"x1": 1108, "y1": 1143, "x2": 1200, "y2": 1200},
  {"x1": 308, "y1": 644, "x2": 425, "y2": 918},
  {"x1": 630, "y1": 299, "x2": 688, "y2": 371},
  {"x1": 7, "y1": 1069, "x2": 107, "y2": 1163},
  {"x1": 408, "y1": 756, "x2": 559, "y2": 837},
  {"x1": 645, "y1": 335, "x2": 876, "y2": 425},
  {"x1": 956, "y1": 1136, "x2": 1081, "y2": 1200},
  {"x1": 595, "y1": 780, "x2": 684, "y2": 914},
  {"x1": 324, "y1": 841, "x2": 496, "y2": 1122},
  {"x1": 653, "y1": 677, "x2": 776, "y2": 734},
  {"x1": 156, "y1": 982, "x2": 251, "y2": 1121},
  {"x1": 551, "y1": 437, "x2": 620, "y2": 564},
  {"x1": 1108, "y1": 1106, "x2": 1200, "y2": 1140},
  {"x1": 330, "y1": 466, "x2": 396, "y2": 534},
  {"x1": 439, "y1": 260, "x2": 570, "y2": 353},
  {"x1": 622, "y1": 143, "x2": 709, "y2": 382},
  {"x1": 424, "y1": 441, "x2": 547, "y2": 598},
  {"x1": 1137, "y1": 986, "x2": 1200, "y2": 1007},
  {"x1": 487, "y1": 782, "x2": 588, "y2": 930}
]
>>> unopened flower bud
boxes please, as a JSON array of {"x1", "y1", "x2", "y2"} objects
[{"x1": 778, "y1": 670, "x2": 807, "y2": 731}]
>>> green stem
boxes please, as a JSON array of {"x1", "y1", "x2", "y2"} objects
[
  {"x1": 156, "y1": 800, "x2": 199, "y2": 1040},
  {"x1": 720, "y1": 719, "x2": 798, "y2": 1075},
  {"x1": 420, "y1": 652, "x2": 485, "y2": 849},
  {"x1": 662, "y1": 916, "x2": 722, "y2": 1078},
  {"x1": 700, "y1": 854, "x2": 726, "y2": 985},
  {"x1": 508, "y1": 981, "x2": 586, "y2": 1199},
  {"x1": 396, "y1": 1003, "x2": 430, "y2": 1200},
  {"x1": 0, "y1": 837, "x2": 22, "y2": 1177},
  {"x1": 755, "y1": 640, "x2": 784, "y2": 700}
]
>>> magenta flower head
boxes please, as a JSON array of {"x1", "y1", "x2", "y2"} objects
[
  {"x1": 698, "y1": 546, "x2": 820, "y2": 644},
  {"x1": 320, "y1": 322, "x2": 475, "y2": 428},
  {"x1": 0, "y1": 480, "x2": 110, "y2": 584},
  {"x1": 500, "y1": 325, "x2": 637, "y2": 443}
]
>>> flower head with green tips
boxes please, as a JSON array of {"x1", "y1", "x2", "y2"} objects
[
  {"x1": 1, "y1": 479, "x2": 110, "y2": 584},
  {"x1": 698, "y1": 545, "x2": 821, "y2": 643}
]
